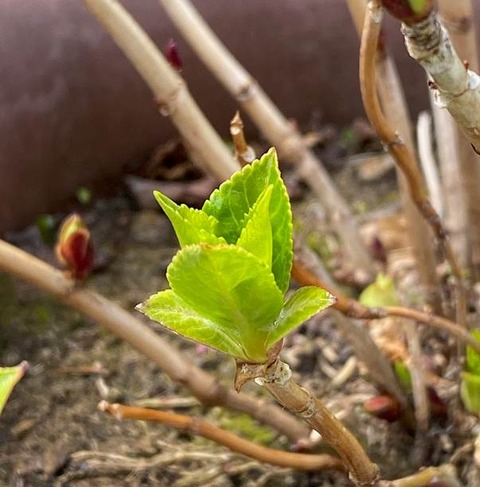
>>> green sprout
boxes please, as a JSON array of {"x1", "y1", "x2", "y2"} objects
[
  {"x1": 461, "y1": 329, "x2": 480, "y2": 414},
  {"x1": 138, "y1": 149, "x2": 334, "y2": 363},
  {"x1": 359, "y1": 273, "x2": 398, "y2": 308}
]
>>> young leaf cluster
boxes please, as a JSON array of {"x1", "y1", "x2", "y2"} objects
[{"x1": 139, "y1": 149, "x2": 334, "y2": 363}]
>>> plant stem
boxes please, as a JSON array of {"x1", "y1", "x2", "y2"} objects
[
  {"x1": 81, "y1": 0, "x2": 238, "y2": 182},
  {"x1": 0, "y1": 238, "x2": 309, "y2": 442},
  {"x1": 360, "y1": 0, "x2": 465, "y2": 324},
  {"x1": 400, "y1": 7, "x2": 480, "y2": 154},
  {"x1": 436, "y1": 0, "x2": 480, "y2": 278},
  {"x1": 251, "y1": 360, "x2": 380, "y2": 486},
  {"x1": 99, "y1": 401, "x2": 345, "y2": 472},
  {"x1": 158, "y1": 0, "x2": 375, "y2": 278}
]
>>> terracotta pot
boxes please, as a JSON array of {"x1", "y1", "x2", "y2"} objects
[{"x1": 0, "y1": 0, "x2": 465, "y2": 232}]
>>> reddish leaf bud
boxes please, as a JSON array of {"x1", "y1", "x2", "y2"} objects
[
  {"x1": 364, "y1": 395, "x2": 401, "y2": 422},
  {"x1": 381, "y1": 0, "x2": 433, "y2": 24},
  {"x1": 166, "y1": 39, "x2": 183, "y2": 72},
  {"x1": 371, "y1": 236, "x2": 387, "y2": 264},
  {"x1": 55, "y1": 214, "x2": 94, "y2": 280},
  {"x1": 427, "y1": 387, "x2": 448, "y2": 421}
]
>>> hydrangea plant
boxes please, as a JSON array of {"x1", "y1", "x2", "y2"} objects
[{"x1": 138, "y1": 148, "x2": 334, "y2": 363}]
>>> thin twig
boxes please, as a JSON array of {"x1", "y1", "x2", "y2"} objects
[
  {"x1": 99, "y1": 401, "x2": 345, "y2": 472},
  {"x1": 0, "y1": 238, "x2": 309, "y2": 442},
  {"x1": 292, "y1": 259, "x2": 480, "y2": 353},
  {"x1": 230, "y1": 111, "x2": 256, "y2": 167},
  {"x1": 360, "y1": 0, "x2": 465, "y2": 323},
  {"x1": 404, "y1": 325, "x2": 430, "y2": 433}
]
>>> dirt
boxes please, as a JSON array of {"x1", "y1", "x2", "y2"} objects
[{"x1": 1, "y1": 147, "x2": 479, "y2": 486}]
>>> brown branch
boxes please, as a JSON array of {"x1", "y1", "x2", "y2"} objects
[
  {"x1": 99, "y1": 401, "x2": 345, "y2": 473},
  {"x1": 359, "y1": 0, "x2": 465, "y2": 322},
  {"x1": 292, "y1": 259, "x2": 480, "y2": 354},
  {"x1": 0, "y1": 238, "x2": 309, "y2": 442}
]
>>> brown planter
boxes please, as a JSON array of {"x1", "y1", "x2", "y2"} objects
[{"x1": 0, "y1": 0, "x2": 465, "y2": 232}]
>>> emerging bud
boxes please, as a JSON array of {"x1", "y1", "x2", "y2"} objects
[
  {"x1": 427, "y1": 387, "x2": 448, "y2": 421},
  {"x1": 55, "y1": 214, "x2": 94, "y2": 280},
  {"x1": 166, "y1": 39, "x2": 183, "y2": 72},
  {"x1": 381, "y1": 0, "x2": 433, "y2": 24},
  {"x1": 364, "y1": 395, "x2": 401, "y2": 422}
]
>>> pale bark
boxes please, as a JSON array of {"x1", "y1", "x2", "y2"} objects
[
  {"x1": 436, "y1": 0, "x2": 480, "y2": 276},
  {"x1": 416, "y1": 112, "x2": 443, "y2": 217},
  {"x1": 401, "y1": 11, "x2": 480, "y2": 155},
  {"x1": 347, "y1": 0, "x2": 441, "y2": 309},
  {"x1": 159, "y1": 0, "x2": 375, "y2": 277},
  {"x1": 0, "y1": 239, "x2": 309, "y2": 442},
  {"x1": 81, "y1": 0, "x2": 238, "y2": 183}
]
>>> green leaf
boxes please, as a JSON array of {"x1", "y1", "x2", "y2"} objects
[
  {"x1": 466, "y1": 329, "x2": 480, "y2": 375},
  {"x1": 203, "y1": 148, "x2": 293, "y2": 293},
  {"x1": 236, "y1": 185, "x2": 273, "y2": 269},
  {"x1": 154, "y1": 191, "x2": 224, "y2": 247},
  {"x1": 266, "y1": 286, "x2": 335, "y2": 349},
  {"x1": 359, "y1": 274, "x2": 398, "y2": 307},
  {"x1": 140, "y1": 289, "x2": 246, "y2": 359},
  {"x1": 461, "y1": 371, "x2": 480, "y2": 414},
  {"x1": 166, "y1": 244, "x2": 283, "y2": 362},
  {"x1": 0, "y1": 362, "x2": 27, "y2": 415}
]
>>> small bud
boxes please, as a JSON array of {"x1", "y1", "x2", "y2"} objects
[
  {"x1": 364, "y1": 395, "x2": 401, "y2": 422},
  {"x1": 371, "y1": 236, "x2": 387, "y2": 264},
  {"x1": 381, "y1": 0, "x2": 433, "y2": 24},
  {"x1": 166, "y1": 39, "x2": 183, "y2": 72},
  {"x1": 427, "y1": 387, "x2": 448, "y2": 421},
  {"x1": 55, "y1": 214, "x2": 94, "y2": 280}
]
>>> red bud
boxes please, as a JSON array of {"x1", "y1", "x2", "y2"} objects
[
  {"x1": 427, "y1": 387, "x2": 448, "y2": 421},
  {"x1": 55, "y1": 214, "x2": 94, "y2": 280},
  {"x1": 166, "y1": 39, "x2": 183, "y2": 72},
  {"x1": 371, "y1": 236, "x2": 387, "y2": 264},
  {"x1": 364, "y1": 395, "x2": 401, "y2": 422}
]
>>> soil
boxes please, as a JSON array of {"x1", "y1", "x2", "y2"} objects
[{"x1": 1, "y1": 139, "x2": 479, "y2": 486}]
